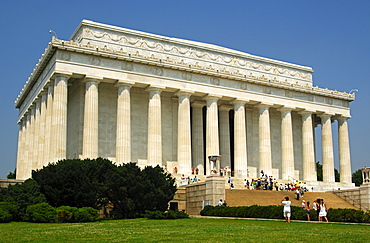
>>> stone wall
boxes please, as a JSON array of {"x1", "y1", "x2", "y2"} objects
[{"x1": 333, "y1": 184, "x2": 370, "y2": 211}]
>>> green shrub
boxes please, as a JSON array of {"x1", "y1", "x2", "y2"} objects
[
  {"x1": 200, "y1": 205, "x2": 368, "y2": 223},
  {"x1": 56, "y1": 206, "x2": 79, "y2": 223},
  {"x1": 0, "y1": 208, "x2": 12, "y2": 223},
  {"x1": 74, "y1": 207, "x2": 99, "y2": 222},
  {"x1": 144, "y1": 210, "x2": 189, "y2": 219},
  {"x1": 26, "y1": 203, "x2": 57, "y2": 223},
  {"x1": 0, "y1": 202, "x2": 19, "y2": 222}
]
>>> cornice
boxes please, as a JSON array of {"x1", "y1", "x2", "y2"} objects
[{"x1": 15, "y1": 33, "x2": 355, "y2": 108}]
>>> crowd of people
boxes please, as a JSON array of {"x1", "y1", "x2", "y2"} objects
[{"x1": 282, "y1": 197, "x2": 329, "y2": 223}]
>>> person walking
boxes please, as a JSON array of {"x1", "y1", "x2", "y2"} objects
[
  {"x1": 282, "y1": 196, "x2": 291, "y2": 223},
  {"x1": 318, "y1": 199, "x2": 329, "y2": 222}
]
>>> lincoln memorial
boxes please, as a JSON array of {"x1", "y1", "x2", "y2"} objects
[{"x1": 15, "y1": 20, "x2": 355, "y2": 190}]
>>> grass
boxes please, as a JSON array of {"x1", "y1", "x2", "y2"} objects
[{"x1": 0, "y1": 217, "x2": 369, "y2": 242}]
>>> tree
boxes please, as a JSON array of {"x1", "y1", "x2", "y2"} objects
[
  {"x1": 352, "y1": 169, "x2": 362, "y2": 186},
  {"x1": 6, "y1": 169, "x2": 16, "y2": 179},
  {"x1": 32, "y1": 158, "x2": 177, "y2": 219},
  {"x1": 0, "y1": 179, "x2": 46, "y2": 220},
  {"x1": 316, "y1": 161, "x2": 340, "y2": 182},
  {"x1": 32, "y1": 158, "x2": 117, "y2": 209}
]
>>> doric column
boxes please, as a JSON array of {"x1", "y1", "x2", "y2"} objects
[
  {"x1": 21, "y1": 112, "x2": 32, "y2": 179},
  {"x1": 204, "y1": 95, "x2": 221, "y2": 175},
  {"x1": 32, "y1": 99, "x2": 41, "y2": 170},
  {"x1": 219, "y1": 105, "x2": 232, "y2": 169},
  {"x1": 299, "y1": 111, "x2": 317, "y2": 181},
  {"x1": 338, "y1": 117, "x2": 352, "y2": 184},
  {"x1": 320, "y1": 114, "x2": 335, "y2": 183},
  {"x1": 278, "y1": 107, "x2": 295, "y2": 180},
  {"x1": 258, "y1": 104, "x2": 272, "y2": 176},
  {"x1": 116, "y1": 81, "x2": 134, "y2": 164},
  {"x1": 16, "y1": 119, "x2": 26, "y2": 179},
  {"x1": 82, "y1": 78, "x2": 100, "y2": 159},
  {"x1": 176, "y1": 90, "x2": 193, "y2": 174},
  {"x1": 233, "y1": 100, "x2": 248, "y2": 177},
  {"x1": 37, "y1": 91, "x2": 47, "y2": 168},
  {"x1": 147, "y1": 86, "x2": 164, "y2": 166},
  {"x1": 51, "y1": 73, "x2": 70, "y2": 162},
  {"x1": 28, "y1": 105, "x2": 36, "y2": 176},
  {"x1": 191, "y1": 101, "x2": 205, "y2": 170},
  {"x1": 44, "y1": 83, "x2": 54, "y2": 165}
]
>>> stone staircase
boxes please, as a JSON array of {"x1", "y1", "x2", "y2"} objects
[{"x1": 225, "y1": 189, "x2": 359, "y2": 210}]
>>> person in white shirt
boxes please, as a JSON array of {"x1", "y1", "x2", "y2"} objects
[{"x1": 282, "y1": 196, "x2": 291, "y2": 223}]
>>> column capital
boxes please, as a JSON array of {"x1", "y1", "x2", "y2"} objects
[
  {"x1": 256, "y1": 103, "x2": 273, "y2": 109},
  {"x1": 115, "y1": 80, "x2": 135, "y2": 88},
  {"x1": 277, "y1": 106, "x2": 295, "y2": 112},
  {"x1": 175, "y1": 89, "x2": 194, "y2": 97},
  {"x1": 298, "y1": 109, "x2": 316, "y2": 115},
  {"x1": 203, "y1": 94, "x2": 222, "y2": 101},
  {"x1": 146, "y1": 85, "x2": 165, "y2": 93},
  {"x1": 219, "y1": 104, "x2": 233, "y2": 111},
  {"x1": 318, "y1": 113, "x2": 335, "y2": 119},
  {"x1": 83, "y1": 76, "x2": 103, "y2": 84},
  {"x1": 53, "y1": 72, "x2": 72, "y2": 79},
  {"x1": 191, "y1": 100, "x2": 206, "y2": 108},
  {"x1": 232, "y1": 99, "x2": 249, "y2": 105},
  {"x1": 337, "y1": 115, "x2": 351, "y2": 121}
]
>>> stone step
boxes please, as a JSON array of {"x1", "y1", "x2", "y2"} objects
[{"x1": 224, "y1": 190, "x2": 359, "y2": 210}]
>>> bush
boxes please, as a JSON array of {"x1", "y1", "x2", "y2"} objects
[
  {"x1": 26, "y1": 203, "x2": 57, "y2": 223},
  {"x1": 56, "y1": 206, "x2": 79, "y2": 223},
  {"x1": 0, "y1": 202, "x2": 19, "y2": 222},
  {"x1": 144, "y1": 210, "x2": 189, "y2": 219},
  {"x1": 0, "y1": 208, "x2": 12, "y2": 223},
  {"x1": 200, "y1": 205, "x2": 369, "y2": 223},
  {"x1": 74, "y1": 207, "x2": 99, "y2": 222}
]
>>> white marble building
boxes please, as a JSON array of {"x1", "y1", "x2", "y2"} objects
[{"x1": 15, "y1": 20, "x2": 355, "y2": 190}]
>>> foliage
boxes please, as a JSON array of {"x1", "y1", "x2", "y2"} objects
[
  {"x1": 74, "y1": 207, "x2": 99, "y2": 222},
  {"x1": 352, "y1": 168, "x2": 362, "y2": 186},
  {"x1": 0, "y1": 208, "x2": 12, "y2": 223},
  {"x1": 0, "y1": 202, "x2": 19, "y2": 222},
  {"x1": 143, "y1": 210, "x2": 189, "y2": 219},
  {"x1": 32, "y1": 158, "x2": 117, "y2": 209},
  {"x1": 316, "y1": 161, "x2": 340, "y2": 182},
  {"x1": 0, "y1": 179, "x2": 46, "y2": 221},
  {"x1": 56, "y1": 206, "x2": 79, "y2": 223},
  {"x1": 6, "y1": 169, "x2": 16, "y2": 179},
  {"x1": 32, "y1": 158, "x2": 177, "y2": 219},
  {"x1": 26, "y1": 203, "x2": 57, "y2": 223},
  {"x1": 200, "y1": 205, "x2": 370, "y2": 223}
]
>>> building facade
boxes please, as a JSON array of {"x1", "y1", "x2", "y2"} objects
[{"x1": 15, "y1": 20, "x2": 355, "y2": 190}]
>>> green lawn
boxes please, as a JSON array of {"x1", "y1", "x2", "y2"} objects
[{"x1": 1, "y1": 218, "x2": 369, "y2": 242}]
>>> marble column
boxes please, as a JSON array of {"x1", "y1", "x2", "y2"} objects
[
  {"x1": 176, "y1": 91, "x2": 193, "y2": 174},
  {"x1": 21, "y1": 112, "x2": 32, "y2": 179},
  {"x1": 234, "y1": 100, "x2": 248, "y2": 177},
  {"x1": 16, "y1": 119, "x2": 26, "y2": 179},
  {"x1": 28, "y1": 105, "x2": 36, "y2": 176},
  {"x1": 82, "y1": 78, "x2": 100, "y2": 159},
  {"x1": 44, "y1": 83, "x2": 54, "y2": 165},
  {"x1": 338, "y1": 117, "x2": 352, "y2": 184},
  {"x1": 204, "y1": 95, "x2": 221, "y2": 175},
  {"x1": 147, "y1": 86, "x2": 164, "y2": 166},
  {"x1": 258, "y1": 104, "x2": 272, "y2": 177},
  {"x1": 51, "y1": 73, "x2": 69, "y2": 162},
  {"x1": 219, "y1": 105, "x2": 232, "y2": 169},
  {"x1": 116, "y1": 81, "x2": 134, "y2": 164},
  {"x1": 320, "y1": 114, "x2": 335, "y2": 183},
  {"x1": 37, "y1": 91, "x2": 47, "y2": 168},
  {"x1": 191, "y1": 101, "x2": 205, "y2": 170},
  {"x1": 299, "y1": 111, "x2": 317, "y2": 181},
  {"x1": 279, "y1": 107, "x2": 295, "y2": 180},
  {"x1": 32, "y1": 99, "x2": 41, "y2": 169}
]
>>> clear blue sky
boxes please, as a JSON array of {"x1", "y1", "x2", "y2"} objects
[{"x1": 1, "y1": 1, "x2": 369, "y2": 178}]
